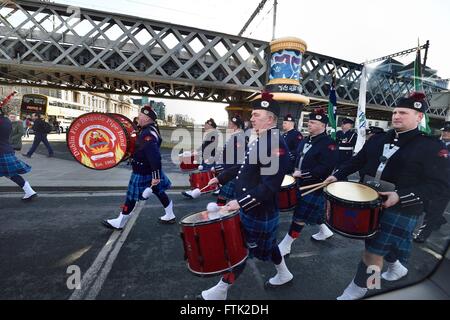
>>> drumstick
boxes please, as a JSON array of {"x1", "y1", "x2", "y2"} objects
[
  {"x1": 301, "y1": 183, "x2": 328, "y2": 196},
  {"x1": 299, "y1": 182, "x2": 327, "y2": 191},
  {"x1": 200, "y1": 185, "x2": 212, "y2": 192}
]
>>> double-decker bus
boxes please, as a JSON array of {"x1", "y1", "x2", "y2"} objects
[{"x1": 20, "y1": 93, "x2": 89, "y2": 132}]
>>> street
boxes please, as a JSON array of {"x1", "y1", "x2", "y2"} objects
[{"x1": 1, "y1": 191, "x2": 448, "y2": 300}]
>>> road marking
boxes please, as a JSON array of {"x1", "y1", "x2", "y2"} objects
[
  {"x1": 69, "y1": 202, "x2": 144, "y2": 300},
  {"x1": 418, "y1": 246, "x2": 443, "y2": 260},
  {"x1": 0, "y1": 190, "x2": 189, "y2": 198}
]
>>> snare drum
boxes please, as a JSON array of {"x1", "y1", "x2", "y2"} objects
[
  {"x1": 324, "y1": 181, "x2": 382, "y2": 239},
  {"x1": 189, "y1": 170, "x2": 217, "y2": 193},
  {"x1": 179, "y1": 151, "x2": 199, "y2": 171},
  {"x1": 180, "y1": 209, "x2": 248, "y2": 276},
  {"x1": 278, "y1": 175, "x2": 298, "y2": 212}
]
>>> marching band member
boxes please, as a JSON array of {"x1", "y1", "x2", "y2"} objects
[
  {"x1": 336, "y1": 118, "x2": 357, "y2": 166},
  {"x1": 278, "y1": 110, "x2": 338, "y2": 256},
  {"x1": 213, "y1": 115, "x2": 247, "y2": 206},
  {"x1": 414, "y1": 121, "x2": 450, "y2": 242},
  {"x1": 282, "y1": 114, "x2": 303, "y2": 169},
  {"x1": 199, "y1": 91, "x2": 292, "y2": 300},
  {"x1": 103, "y1": 105, "x2": 175, "y2": 230},
  {"x1": 182, "y1": 118, "x2": 219, "y2": 199},
  {"x1": 324, "y1": 92, "x2": 450, "y2": 300},
  {"x1": 0, "y1": 102, "x2": 37, "y2": 200}
]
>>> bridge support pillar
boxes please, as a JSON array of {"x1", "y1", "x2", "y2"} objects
[{"x1": 261, "y1": 37, "x2": 311, "y2": 128}]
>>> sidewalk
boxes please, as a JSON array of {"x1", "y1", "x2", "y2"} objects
[{"x1": 0, "y1": 134, "x2": 189, "y2": 191}]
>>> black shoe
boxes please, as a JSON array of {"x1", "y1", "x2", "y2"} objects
[
  {"x1": 181, "y1": 191, "x2": 194, "y2": 199},
  {"x1": 101, "y1": 220, "x2": 123, "y2": 230},
  {"x1": 21, "y1": 193, "x2": 37, "y2": 201},
  {"x1": 264, "y1": 279, "x2": 293, "y2": 289},
  {"x1": 413, "y1": 229, "x2": 431, "y2": 243},
  {"x1": 47, "y1": 154, "x2": 54, "y2": 158},
  {"x1": 158, "y1": 217, "x2": 176, "y2": 225},
  {"x1": 22, "y1": 154, "x2": 31, "y2": 158}
]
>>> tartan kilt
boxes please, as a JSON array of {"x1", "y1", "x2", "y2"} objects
[
  {"x1": 240, "y1": 209, "x2": 279, "y2": 261},
  {"x1": 293, "y1": 190, "x2": 326, "y2": 225},
  {"x1": 126, "y1": 171, "x2": 172, "y2": 201},
  {"x1": 0, "y1": 152, "x2": 31, "y2": 177},
  {"x1": 218, "y1": 179, "x2": 236, "y2": 200},
  {"x1": 365, "y1": 209, "x2": 418, "y2": 265}
]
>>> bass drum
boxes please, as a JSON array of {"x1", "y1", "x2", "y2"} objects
[
  {"x1": 108, "y1": 113, "x2": 138, "y2": 161},
  {"x1": 67, "y1": 112, "x2": 132, "y2": 170}
]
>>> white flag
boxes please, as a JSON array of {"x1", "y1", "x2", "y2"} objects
[{"x1": 354, "y1": 66, "x2": 368, "y2": 154}]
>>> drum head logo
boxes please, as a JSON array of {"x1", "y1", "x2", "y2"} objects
[{"x1": 67, "y1": 113, "x2": 128, "y2": 170}]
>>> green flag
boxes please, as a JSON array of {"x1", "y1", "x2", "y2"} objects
[{"x1": 414, "y1": 46, "x2": 432, "y2": 135}]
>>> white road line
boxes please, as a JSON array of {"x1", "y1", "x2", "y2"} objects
[
  {"x1": 418, "y1": 246, "x2": 443, "y2": 260},
  {"x1": 69, "y1": 202, "x2": 144, "y2": 300},
  {"x1": 0, "y1": 190, "x2": 188, "y2": 198}
]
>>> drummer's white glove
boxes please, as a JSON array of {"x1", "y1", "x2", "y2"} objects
[
  {"x1": 198, "y1": 165, "x2": 204, "y2": 171},
  {"x1": 142, "y1": 187, "x2": 153, "y2": 200},
  {"x1": 293, "y1": 170, "x2": 302, "y2": 178}
]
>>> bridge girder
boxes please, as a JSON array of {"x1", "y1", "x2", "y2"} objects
[{"x1": 0, "y1": 0, "x2": 447, "y2": 120}]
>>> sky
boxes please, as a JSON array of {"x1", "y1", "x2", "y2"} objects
[{"x1": 52, "y1": 0, "x2": 450, "y2": 124}]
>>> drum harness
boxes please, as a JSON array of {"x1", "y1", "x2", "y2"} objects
[
  {"x1": 369, "y1": 134, "x2": 422, "y2": 207},
  {"x1": 296, "y1": 139, "x2": 313, "y2": 179}
]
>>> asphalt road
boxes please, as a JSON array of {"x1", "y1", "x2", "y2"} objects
[{"x1": 1, "y1": 191, "x2": 448, "y2": 300}]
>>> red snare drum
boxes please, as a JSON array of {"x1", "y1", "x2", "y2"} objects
[
  {"x1": 179, "y1": 151, "x2": 199, "y2": 171},
  {"x1": 189, "y1": 170, "x2": 217, "y2": 193},
  {"x1": 278, "y1": 175, "x2": 298, "y2": 212},
  {"x1": 324, "y1": 181, "x2": 382, "y2": 239},
  {"x1": 180, "y1": 209, "x2": 248, "y2": 276}
]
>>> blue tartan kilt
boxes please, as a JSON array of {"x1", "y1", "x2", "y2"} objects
[
  {"x1": 293, "y1": 190, "x2": 326, "y2": 225},
  {"x1": 365, "y1": 209, "x2": 418, "y2": 265},
  {"x1": 219, "y1": 179, "x2": 236, "y2": 200},
  {"x1": 0, "y1": 152, "x2": 31, "y2": 177},
  {"x1": 126, "y1": 171, "x2": 172, "y2": 201},
  {"x1": 240, "y1": 209, "x2": 279, "y2": 261}
]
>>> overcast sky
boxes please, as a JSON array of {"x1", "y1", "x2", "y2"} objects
[{"x1": 53, "y1": 0, "x2": 450, "y2": 123}]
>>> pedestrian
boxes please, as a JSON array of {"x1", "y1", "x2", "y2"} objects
[
  {"x1": 8, "y1": 113, "x2": 24, "y2": 151},
  {"x1": 22, "y1": 113, "x2": 54, "y2": 158}
]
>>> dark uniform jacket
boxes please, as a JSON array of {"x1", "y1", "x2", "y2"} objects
[
  {"x1": 201, "y1": 129, "x2": 219, "y2": 165},
  {"x1": 214, "y1": 130, "x2": 247, "y2": 174},
  {"x1": 294, "y1": 132, "x2": 338, "y2": 187},
  {"x1": 283, "y1": 128, "x2": 303, "y2": 167},
  {"x1": 0, "y1": 116, "x2": 13, "y2": 154},
  {"x1": 32, "y1": 118, "x2": 49, "y2": 134},
  {"x1": 131, "y1": 123, "x2": 162, "y2": 179},
  {"x1": 336, "y1": 129, "x2": 357, "y2": 164},
  {"x1": 218, "y1": 127, "x2": 289, "y2": 219},
  {"x1": 334, "y1": 128, "x2": 450, "y2": 215}
]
